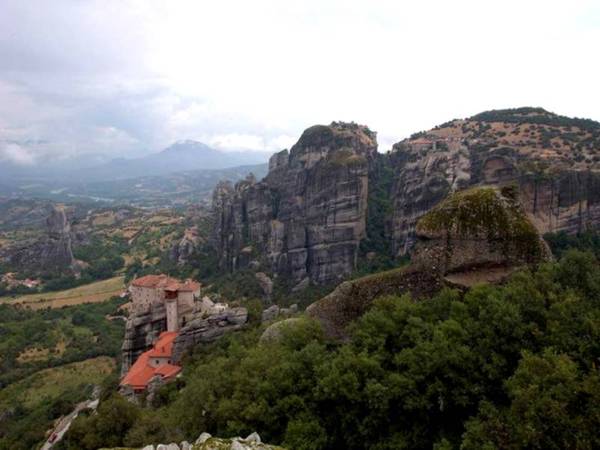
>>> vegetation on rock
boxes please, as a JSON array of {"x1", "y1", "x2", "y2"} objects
[{"x1": 417, "y1": 186, "x2": 545, "y2": 265}]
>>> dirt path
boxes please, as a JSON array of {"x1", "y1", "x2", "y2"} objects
[{"x1": 41, "y1": 397, "x2": 99, "y2": 449}]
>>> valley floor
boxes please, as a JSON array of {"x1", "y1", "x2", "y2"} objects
[{"x1": 0, "y1": 276, "x2": 125, "y2": 309}]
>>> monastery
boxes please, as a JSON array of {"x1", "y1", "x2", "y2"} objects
[{"x1": 120, "y1": 274, "x2": 201, "y2": 392}]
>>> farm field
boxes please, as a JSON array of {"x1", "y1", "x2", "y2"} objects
[
  {"x1": 0, "y1": 276, "x2": 125, "y2": 309},
  {"x1": 0, "y1": 356, "x2": 116, "y2": 409}
]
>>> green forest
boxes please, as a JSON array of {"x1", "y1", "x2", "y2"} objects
[
  {"x1": 59, "y1": 250, "x2": 600, "y2": 450},
  {"x1": 0, "y1": 298, "x2": 125, "y2": 450}
]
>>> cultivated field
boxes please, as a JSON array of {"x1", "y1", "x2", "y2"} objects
[
  {"x1": 0, "y1": 356, "x2": 116, "y2": 409},
  {"x1": 0, "y1": 276, "x2": 125, "y2": 309}
]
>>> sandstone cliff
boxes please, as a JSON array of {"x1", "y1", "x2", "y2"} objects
[{"x1": 213, "y1": 122, "x2": 377, "y2": 286}]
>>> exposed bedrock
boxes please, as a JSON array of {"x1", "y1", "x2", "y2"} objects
[
  {"x1": 9, "y1": 205, "x2": 75, "y2": 272},
  {"x1": 213, "y1": 122, "x2": 377, "y2": 285}
]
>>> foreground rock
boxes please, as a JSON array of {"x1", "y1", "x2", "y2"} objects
[
  {"x1": 171, "y1": 307, "x2": 248, "y2": 363},
  {"x1": 213, "y1": 122, "x2": 377, "y2": 285},
  {"x1": 306, "y1": 266, "x2": 445, "y2": 340},
  {"x1": 100, "y1": 432, "x2": 285, "y2": 449},
  {"x1": 307, "y1": 185, "x2": 552, "y2": 339},
  {"x1": 412, "y1": 185, "x2": 551, "y2": 280}
]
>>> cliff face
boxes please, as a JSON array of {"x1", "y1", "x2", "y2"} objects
[
  {"x1": 9, "y1": 205, "x2": 75, "y2": 272},
  {"x1": 213, "y1": 109, "x2": 600, "y2": 286},
  {"x1": 389, "y1": 108, "x2": 600, "y2": 256},
  {"x1": 121, "y1": 303, "x2": 248, "y2": 375},
  {"x1": 213, "y1": 122, "x2": 377, "y2": 286}
]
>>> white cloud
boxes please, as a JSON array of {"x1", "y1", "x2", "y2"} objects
[
  {"x1": 0, "y1": 0, "x2": 599, "y2": 163},
  {"x1": 1, "y1": 143, "x2": 36, "y2": 165}
]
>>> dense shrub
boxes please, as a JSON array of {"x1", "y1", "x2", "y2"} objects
[{"x1": 63, "y1": 251, "x2": 600, "y2": 449}]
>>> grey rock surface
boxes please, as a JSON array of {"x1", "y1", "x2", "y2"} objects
[
  {"x1": 171, "y1": 307, "x2": 248, "y2": 363},
  {"x1": 254, "y1": 272, "x2": 273, "y2": 300},
  {"x1": 212, "y1": 122, "x2": 377, "y2": 285},
  {"x1": 9, "y1": 205, "x2": 75, "y2": 272}
]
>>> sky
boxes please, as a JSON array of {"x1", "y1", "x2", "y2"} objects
[{"x1": 1, "y1": 0, "x2": 599, "y2": 167}]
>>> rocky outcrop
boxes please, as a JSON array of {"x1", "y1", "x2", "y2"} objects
[
  {"x1": 121, "y1": 303, "x2": 168, "y2": 375},
  {"x1": 260, "y1": 318, "x2": 303, "y2": 343},
  {"x1": 254, "y1": 272, "x2": 273, "y2": 301},
  {"x1": 213, "y1": 122, "x2": 377, "y2": 285},
  {"x1": 171, "y1": 307, "x2": 247, "y2": 363},
  {"x1": 170, "y1": 227, "x2": 200, "y2": 265},
  {"x1": 213, "y1": 109, "x2": 600, "y2": 286},
  {"x1": 9, "y1": 205, "x2": 75, "y2": 273},
  {"x1": 412, "y1": 186, "x2": 551, "y2": 276},
  {"x1": 306, "y1": 186, "x2": 552, "y2": 340},
  {"x1": 106, "y1": 432, "x2": 285, "y2": 450},
  {"x1": 122, "y1": 304, "x2": 247, "y2": 374},
  {"x1": 306, "y1": 266, "x2": 445, "y2": 340},
  {"x1": 389, "y1": 108, "x2": 600, "y2": 256}
]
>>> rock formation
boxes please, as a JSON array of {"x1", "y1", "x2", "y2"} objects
[
  {"x1": 212, "y1": 122, "x2": 377, "y2": 285},
  {"x1": 389, "y1": 107, "x2": 600, "y2": 256},
  {"x1": 307, "y1": 185, "x2": 552, "y2": 339},
  {"x1": 121, "y1": 303, "x2": 168, "y2": 375},
  {"x1": 171, "y1": 307, "x2": 247, "y2": 363},
  {"x1": 212, "y1": 108, "x2": 600, "y2": 287},
  {"x1": 306, "y1": 266, "x2": 445, "y2": 340},
  {"x1": 412, "y1": 186, "x2": 551, "y2": 276},
  {"x1": 9, "y1": 204, "x2": 75, "y2": 273},
  {"x1": 170, "y1": 227, "x2": 200, "y2": 265},
  {"x1": 122, "y1": 303, "x2": 247, "y2": 374},
  {"x1": 109, "y1": 432, "x2": 285, "y2": 450}
]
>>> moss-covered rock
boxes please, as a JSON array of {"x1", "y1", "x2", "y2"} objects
[
  {"x1": 306, "y1": 266, "x2": 446, "y2": 339},
  {"x1": 413, "y1": 186, "x2": 550, "y2": 274}
]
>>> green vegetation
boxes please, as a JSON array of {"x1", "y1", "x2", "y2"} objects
[
  {"x1": 1, "y1": 276, "x2": 124, "y2": 309},
  {"x1": 359, "y1": 153, "x2": 395, "y2": 272},
  {"x1": 0, "y1": 357, "x2": 116, "y2": 450},
  {"x1": 544, "y1": 229, "x2": 600, "y2": 260},
  {"x1": 0, "y1": 297, "x2": 126, "y2": 388},
  {"x1": 0, "y1": 297, "x2": 125, "y2": 450},
  {"x1": 63, "y1": 251, "x2": 600, "y2": 449},
  {"x1": 418, "y1": 186, "x2": 544, "y2": 263},
  {"x1": 471, "y1": 107, "x2": 600, "y2": 134}
]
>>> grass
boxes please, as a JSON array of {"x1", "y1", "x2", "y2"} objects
[
  {"x1": 0, "y1": 356, "x2": 115, "y2": 409},
  {"x1": 0, "y1": 276, "x2": 125, "y2": 309}
]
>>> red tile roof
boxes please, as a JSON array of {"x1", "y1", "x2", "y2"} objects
[
  {"x1": 131, "y1": 274, "x2": 200, "y2": 292},
  {"x1": 120, "y1": 331, "x2": 181, "y2": 391},
  {"x1": 147, "y1": 331, "x2": 178, "y2": 358}
]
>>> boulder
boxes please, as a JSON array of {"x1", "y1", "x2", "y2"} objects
[
  {"x1": 195, "y1": 432, "x2": 212, "y2": 444},
  {"x1": 260, "y1": 318, "x2": 303, "y2": 343},
  {"x1": 261, "y1": 305, "x2": 280, "y2": 322},
  {"x1": 245, "y1": 432, "x2": 261, "y2": 443},
  {"x1": 306, "y1": 266, "x2": 445, "y2": 340},
  {"x1": 171, "y1": 307, "x2": 248, "y2": 363},
  {"x1": 412, "y1": 186, "x2": 551, "y2": 278},
  {"x1": 255, "y1": 272, "x2": 273, "y2": 300}
]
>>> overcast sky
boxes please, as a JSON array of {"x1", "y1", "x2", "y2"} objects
[{"x1": 1, "y1": 0, "x2": 599, "y2": 166}]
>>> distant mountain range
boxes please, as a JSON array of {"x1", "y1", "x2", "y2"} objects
[
  {"x1": 0, "y1": 140, "x2": 270, "y2": 183},
  {"x1": 75, "y1": 140, "x2": 269, "y2": 182}
]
